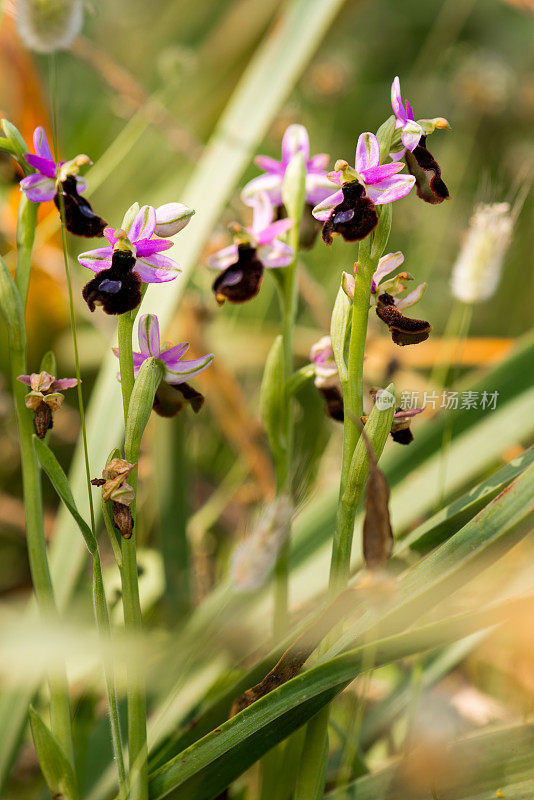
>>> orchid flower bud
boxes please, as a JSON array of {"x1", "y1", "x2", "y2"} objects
[{"x1": 155, "y1": 203, "x2": 195, "y2": 237}]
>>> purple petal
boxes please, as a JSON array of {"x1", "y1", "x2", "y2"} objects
[
  {"x1": 405, "y1": 99, "x2": 415, "y2": 122},
  {"x1": 138, "y1": 314, "x2": 161, "y2": 357},
  {"x1": 206, "y1": 244, "x2": 239, "y2": 270},
  {"x1": 77, "y1": 246, "x2": 114, "y2": 272},
  {"x1": 305, "y1": 172, "x2": 336, "y2": 205},
  {"x1": 312, "y1": 189, "x2": 344, "y2": 221},
  {"x1": 254, "y1": 155, "x2": 283, "y2": 174},
  {"x1": 52, "y1": 378, "x2": 78, "y2": 390},
  {"x1": 165, "y1": 353, "x2": 214, "y2": 384},
  {"x1": 360, "y1": 162, "x2": 405, "y2": 185},
  {"x1": 255, "y1": 218, "x2": 293, "y2": 245},
  {"x1": 308, "y1": 153, "x2": 330, "y2": 171},
  {"x1": 281, "y1": 124, "x2": 310, "y2": 167},
  {"x1": 17, "y1": 375, "x2": 32, "y2": 386},
  {"x1": 135, "y1": 237, "x2": 173, "y2": 257},
  {"x1": 135, "y1": 255, "x2": 180, "y2": 283},
  {"x1": 20, "y1": 173, "x2": 56, "y2": 203},
  {"x1": 25, "y1": 153, "x2": 56, "y2": 178},
  {"x1": 241, "y1": 173, "x2": 283, "y2": 207},
  {"x1": 75, "y1": 175, "x2": 87, "y2": 194},
  {"x1": 159, "y1": 342, "x2": 190, "y2": 368},
  {"x1": 355, "y1": 132, "x2": 380, "y2": 172},
  {"x1": 33, "y1": 127, "x2": 53, "y2": 160},
  {"x1": 326, "y1": 170, "x2": 342, "y2": 185},
  {"x1": 365, "y1": 175, "x2": 415, "y2": 205},
  {"x1": 129, "y1": 205, "x2": 156, "y2": 242},
  {"x1": 103, "y1": 227, "x2": 117, "y2": 245},
  {"x1": 249, "y1": 191, "x2": 274, "y2": 234},
  {"x1": 373, "y1": 251, "x2": 405, "y2": 284},
  {"x1": 391, "y1": 76, "x2": 407, "y2": 123},
  {"x1": 258, "y1": 240, "x2": 293, "y2": 268}
]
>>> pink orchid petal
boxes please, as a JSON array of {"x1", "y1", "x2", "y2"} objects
[
  {"x1": 135, "y1": 237, "x2": 174, "y2": 257},
  {"x1": 401, "y1": 125, "x2": 422, "y2": 152},
  {"x1": 250, "y1": 191, "x2": 274, "y2": 234},
  {"x1": 241, "y1": 173, "x2": 283, "y2": 207},
  {"x1": 33, "y1": 127, "x2": 53, "y2": 160},
  {"x1": 254, "y1": 155, "x2": 282, "y2": 174},
  {"x1": 360, "y1": 162, "x2": 405, "y2": 185},
  {"x1": 77, "y1": 246, "x2": 114, "y2": 272},
  {"x1": 135, "y1": 255, "x2": 180, "y2": 283},
  {"x1": 312, "y1": 189, "x2": 344, "y2": 221},
  {"x1": 391, "y1": 76, "x2": 407, "y2": 123},
  {"x1": 305, "y1": 172, "x2": 336, "y2": 204},
  {"x1": 308, "y1": 153, "x2": 330, "y2": 171},
  {"x1": 281, "y1": 124, "x2": 310, "y2": 166},
  {"x1": 365, "y1": 174, "x2": 415, "y2": 205},
  {"x1": 395, "y1": 282, "x2": 427, "y2": 310},
  {"x1": 373, "y1": 251, "x2": 405, "y2": 284},
  {"x1": 258, "y1": 240, "x2": 293, "y2": 268},
  {"x1": 129, "y1": 205, "x2": 156, "y2": 242},
  {"x1": 206, "y1": 244, "x2": 239, "y2": 270},
  {"x1": 165, "y1": 353, "x2": 214, "y2": 385},
  {"x1": 52, "y1": 378, "x2": 78, "y2": 390},
  {"x1": 389, "y1": 148, "x2": 406, "y2": 162},
  {"x1": 17, "y1": 375, "x2": 32, "y2": 387},
  {"x1": 405, "y1": 99, "x2": 415, "y2": 121},
  {"x1": 20, "y1": 173, "x2": 56, "y2": 202},
  {"x1": 326, "y1": 170, "x2": 342, "y2": 185},
  {"x1": 103, "y1": 227, "x2": 117, "y2": 245},
  {"x1": 355, "y1": 132, "x2": 380, "y2": 172},
  {"x1": 159, "y1": 342, "x2": 190, "y2": 368},
  {"x1": 138, "y1": 314, "x2": 161, "y2": 357},
  {"x1": 25, "y1": 153, "x2": 56, "y2": 178},
  {"x1": 255, "y1": 218, "x2": 293, "y2": 245}
]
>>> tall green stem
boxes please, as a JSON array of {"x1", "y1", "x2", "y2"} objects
[
  {"x1": 14, "y1": 196, "x2": 38, "y2": 307},
  {"x1": 118, "y1": 311, "x2": 148, "y2": 800}
]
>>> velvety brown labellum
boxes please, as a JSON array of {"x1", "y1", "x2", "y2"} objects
[
  {"x1": 376, "y1": 293, "x2": 431, "y2": 346},
  {"x1": 391, "y1": 425, "x2": 414, "y2": 445},
  {"x1": 319, "y1": 386, "x2": 344, "y2": 422},
  {"x1": 82, "y1": 250, "x2": 142, "y2": 315},
  {"x1": 405, "y1": 135, "x2": 449, "y2": 204},
  {"x1": 322, "y1": 181, "x2": 378, "y2": 245},
  {"x1": 90, "y1": 478, "x2": 106, "y2": 487},
  {"x1": 112, "y1": 501, "x2": 133, "y2": 539},
  {"x1": 152, "y1": 380, "x2": 205, "y2": 417},
  {"x1": 212, "y1": 245, "x2": 264, "y2": 305},
  {"x1": 33, "y1": 401, "x2": 53, "y2": 439},
  {"x1": 54, "y1": 175, "x2": 108, "y2": 237},
  {"x1": 277, "y1": 202, "x2": 321, "y2": 250},
  {"x1": 361, "y1": 430, "x2": 394, "y2": 570}
]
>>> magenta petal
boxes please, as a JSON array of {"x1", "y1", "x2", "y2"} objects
[
  {"x1": 52, "y1": 378, "x2": 78, "y2": 390},
  {"x1": 20, "y1": 173, "x2": 56, "y2": 202},
  {"x1": 25, "y1": 153, "x2": 56, "y2": 178},
  {"x1": 17, "y1": 375, "x2": 32, "y2": 386},
  {"x1": 254, "y1": 155, "x2": 282, "y2": 174},
  {"x1": 135, "y1": 255, "x2": 180, "y2": 283},
  {"x1": 405, "y1": 99, "x2": 415, "y2": 121},
  {"x1": 165, "y1": 353, "x2": 214, "y2": 384},
  {"x1": 138, "y1": 314, "x2": 161, "y2": 357},
  {"x1": 77, "y1": 246, "x2": 114, "y2": 272},
  {"x1": 308, "y1": 153, "x2": 330, "y2": 171},
  {"x1": 135, "y1": 237, "x2": 173, "y2": 257},
  {"x1": 391, "y1": 76, "x2": 407, "y2": 123},
  {"x1": 255, "y1": 218, "x2": 293, "y2": 245},
  {"x1": 281, "y1": 124, "x2": 310, "y2": 166},
  {"x1": 129, "y1": 205, "x2": 156, "y2": 242},
  {"x1": 103, "y1": 227, "x2": 117, "y2": 245},
  {"x1": 355, "y1": 132, "x2": 380, "y2": 172},
  {"x1": 159, "y1": 342, "x2": 190, "y2": 368},
  {"x1": 312, "y1": 189, "x2": 344, "y2": 221},
  {"x1": 33, "y1": 127, "x2": 54, "y2": 160},
  {"x1": 258, "y1": 240, "x2": 293, "y2": 268},
  {"x1": 365, "y1": 175, "x2": 415, "y2": 205},
  {"x1": 360, "y1": 162, "x2": 405, "y2": 184}
]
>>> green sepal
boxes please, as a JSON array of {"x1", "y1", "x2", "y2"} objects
[
  {"x1": 33, "y1": 436, "x2": 97, "y2": 555},
  {"x1": 370, "y1": 202, "x2": 392, "y2": 262},
  {"x1": 39, "y1": 350, "x2": 57, "y2": 376},
  {"x1": 124, "y1": 356, "x2": 164, "y2": 463},
  {"x1": 0, "y1": 255, "x2": 25, "y2": 351},
  {"x1": 282, "y1": 151, "x2": 306, "y2": 221},
  {"x1": 121, "y1": 202, "x2": 141, "y2": 235},
  {"x1": 29, "y1": 706, "x2": 78, "y2": 800},
  {"x1": 1, "y1": 120, "x2": 33, "y2": 175},
  {"x1": 375, "y1": 115, "x2": 396, "y2": 164},
  {"x1": 260, "y1": 334, "x2": 287, "y2": 464},
  {"x1": 330, "y1": 284, "x2": 351, "y2": 384},
  {"x1": 342, "y1": 383, "x2": 396, "y2": 506}
]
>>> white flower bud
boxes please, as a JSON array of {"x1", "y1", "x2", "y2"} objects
[
  {"x1": 16, "y1": 0, "x2": 84, "y2": 54},
  {"x1": 154, "y1": 203, "x2": 195, "y2": 237},
  {"x1": 451, "y1": 203, "x2": 514, "y2": 304}
]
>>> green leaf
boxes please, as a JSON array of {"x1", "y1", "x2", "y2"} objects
[
  {"x1": 124, "y1": 357, "x2": 164, "y2": 464},
  {"x1": 375, "y1": 115, "x2": 396, "y2": 163},
  {"x1": 0, "y1": 255, "x2": 25, "y2": 351},
  {"x1": 260, "y1": 335, "x2": 287, "y2": 463},
  {"x1": 29, "y1": 706, "x2": 78, "y2": 800},
  {"x1": 330, "y1": 284, "x2": 351, "y2": 384},
  {"x1": 33, "y1": 436, "x2": 97, "y2": 556}
]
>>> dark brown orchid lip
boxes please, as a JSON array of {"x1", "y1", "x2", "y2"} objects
[
  {"x1": 54, "y1": 175, "x2": 108, "y2": 237},
  {"x1": 82, "y1": 249, "x2": 142, "y2": 315},
  {"x1": 112, "y1": 501, "x2": 134, "y2": 539},
  {"x1": 318, "y1": 385, "x2": 344, "y2": 422},
  {"x1": 375, "y1": 292, "x2": 431, "y2": 346},
  {"x1": 405, "y1": 135, "x2": 449, "y2": 204},
  {"x1": 33, "y1": 401, "x2": 53, "y2": 439},
  {"x1": 322, "y1": 180, "x2": 379, "y2": 245},
  {"x1": 152, "y1": 380, "x2": 205, "y2": 417},
  {"x1": 212, "y1": 245, "x2": 264, "y2": 305}
]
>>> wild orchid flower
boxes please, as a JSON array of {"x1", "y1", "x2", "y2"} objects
[
  {"x1": 309, "y1": 335, "x2": 344, "y2": 421},
  {"x1": 91, "y1": 459, "x2": 135, "y2": 539},
  {"x1": 207, "y1": 192, "x2": 294, "y2": 305},
  {"x1": 20, "y1": 126, "x2": 107, "y2": 237},
  {"x1": 17, "y1": 371, "x2": 78, "y2": 438},
  {"x1": 113, "y1": 314, "x2": 214, "y2": 416},
  {"x1": 312, "y1": 132, "x2": 415, "y2": 244},
  {"x1": 363, "y1": 388, "x2": 424, "y2": 445},
  {"x1": 241, "y1": 124, "x2": 332, "y2": 208},
  {"x1": 390, "y1": 76, "x2": 450, "y2": 204},
  {"x1": 79, "y1": 203, "x2": 192, "y2": 314}
]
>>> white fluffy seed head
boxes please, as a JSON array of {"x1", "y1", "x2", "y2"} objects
[
  {"x1": 16, "y1": 0, "x2": 83, "y2": 53},
  {"x1": 450, "y1": 202, "x2": 514, "y2": 304}
]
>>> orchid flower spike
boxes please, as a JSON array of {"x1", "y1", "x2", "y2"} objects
[
  {"x1": 207, "y1": 192, "x2": 294, "y2": 305},
  {"x1": 242, "y1": 124, "x2": 332, "y2": 209},
  {"x1": 17, "y1": 371, "x2": 78, "y2": 438},
  {"x1": 20, "y1": 127, "x2": 107, "y2": 237},
  {"x1": 390, "y1": 76, "x2": 450, "y2": 204},
  {"x1": 312, "y1": 132, "x2": 415, "y2": 245},
  {"x1": 79, "y1": 202, "x2": 192, "y2": 315},
  {"x1": 309, "y1": 335, "x2": 344, "y2": 421},
  {"x1": 113, "y1": 314, "x2": 214, "y2": 416}
]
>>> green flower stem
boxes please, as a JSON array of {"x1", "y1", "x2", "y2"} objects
[
  {"x1": 10, "y1": 347, "x2": 75, "y2": 770},
  {"x1": 14, "y1": 195, "x2": 38, "y2": 307},
  {"x1": 92, "y1": 556, "x2": 128, "y2": 800},
  {"x1": 118, "y1": 311, "x2": 149, "y2": 800}
]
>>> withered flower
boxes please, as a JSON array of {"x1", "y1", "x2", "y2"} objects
[
  {"x1": 17, "y1": 371, "x2": 78, "y2": 438},
  {"x1": 375, "y1": 292, "x2": 431, "y2": 346},
  {"x1": 91, "y1": 458, "x2": 135, "y2": 539}
]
